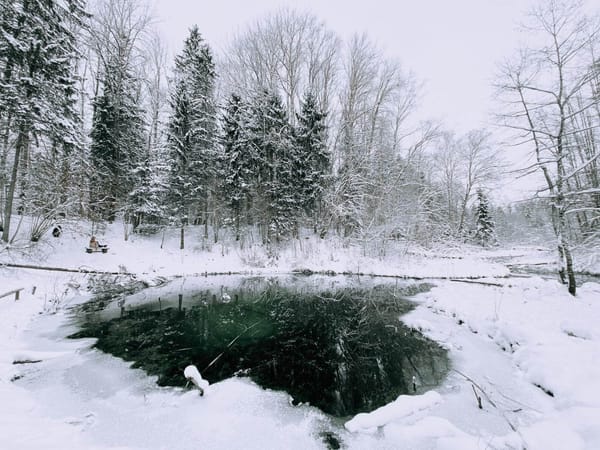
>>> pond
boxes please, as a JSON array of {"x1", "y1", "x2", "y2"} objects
[{"x1": 70, "y1": 276, "x2": 449, "y2": 418}]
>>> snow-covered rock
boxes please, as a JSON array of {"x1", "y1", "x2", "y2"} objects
[{"x1": 184, "y1": 364, "x2": 210, "y2": 395}]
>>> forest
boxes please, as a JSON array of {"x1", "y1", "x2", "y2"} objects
[{"x1": 0, "y1": 0, "x2": 599, "y2": 295}]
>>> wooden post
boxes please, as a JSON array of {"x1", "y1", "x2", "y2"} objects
[
  {"x1": 178, "y1": 294, "x2": 183, "y2": 311},
  {"x1": 0, "y1": 288, "x2": 25, "y2": 301},
  {"x1": 31, "y1": 286, "x2": 37, "y2": 295}
]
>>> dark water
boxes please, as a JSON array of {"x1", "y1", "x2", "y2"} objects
[{"x1": 70, "y1": 277, "x2": 449, "y2": 417}]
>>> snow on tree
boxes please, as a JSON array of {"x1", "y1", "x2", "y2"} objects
[
  {"x1": 86, "y1": 0, "x2": 152, "y2": 226},
  {"x1": 497, "y1": 0, "x2": 600, "y2": 295},
  {"x1": 221, "y1": 93, "x2": 254, "y2": 241},
  {"x1": 126, "y1": 146, "x2": 170, "y2": 233},
  {"x1": 166, "y1": 26, "x2": 218, "y2": 249},
  {"x1": 89, "y1": 68, "x2": 146, "y2": 223},
  {"x1": 0, "y1": 0, "x2": 87, "y2": 242},
  {"x1": 222, "y1": 9, "x2": 340, "y2": 122},
  {"x1": 473, "y1": 189, "x2": 495, "y2": 246},
  {"x1": 295, "y1": 91, "x2": 330, "y2": 234},
  {"x1": 248, "y1": 90, "x2": 298, "y2": 243},
  {"x1": 126, "y1": 31, "x2": 171, "y2": 235},
  {"x1": 433, "y1": 130, "x2": 501, "y2": 239}
]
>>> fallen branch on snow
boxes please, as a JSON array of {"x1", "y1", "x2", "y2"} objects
[{"x1": 449, "y1": 279, "x2": 504, "y2": 287}]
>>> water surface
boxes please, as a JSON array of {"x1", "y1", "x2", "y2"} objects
[{"x1": 71, "y1": 276, "x2": 449, "y2": 417}]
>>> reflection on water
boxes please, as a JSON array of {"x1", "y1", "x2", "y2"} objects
[{"x1": 71, "y1": 278, "x2": 449, "y2": 417}]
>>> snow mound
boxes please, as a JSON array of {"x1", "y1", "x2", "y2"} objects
[
  {"x1": 344, "y1": 391, "x2": 442, "y2": 433},
  {"x1": 521, "y1": 419, "x2": 585, "y2": 450},
  {"x1": 184, "y1": 364, "x2": 210, "y2": 395}
]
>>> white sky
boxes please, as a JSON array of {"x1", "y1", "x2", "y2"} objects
[{"x1": 152, "y1": 0, "x2": 543, "y2": 133}]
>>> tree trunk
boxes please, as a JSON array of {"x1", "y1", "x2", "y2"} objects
[
  {"x1": 0, "y1": 114, "x2": 12, "y2": 215},
  {"x1": 2, "y1": 127, "x2": 28, "y2": 242},
  {"x1": 204, "y1": 199, "x2": 209, "y2": 240},
  {"x1": 457, "y1": 190, "x2": 470, "y2": 235},
  {"x1": 557, "y1": 203, "x2": 576, "y2": 295},
  {"x1": 180, "y1": 225, "x2": 185, "y2": 250},
  {"x1": 213, "y1": 210, "x2": 219, "y2": 244},
  {"x1": 563, "y1": 241, "x2": 576, "y2": 296}
]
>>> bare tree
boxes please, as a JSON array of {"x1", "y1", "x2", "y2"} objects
[
  {"x1": 87, "y1": 0, "x2": 153, "y2": 83},
  {"x1": 332, "y1": 32, "x2": 439, "y2": 250},
  {"x1": 222, "y1": 8, "x2": 340, "y2": 120},
  {"x1": 497, "y1": 0, "x2": 600, "y2": 295},
  {"x1": 433, "y1": 132, "x2": 462, "y2": 231},
  {"x1": 457, "y1": 130, "x2": 502, "y2": 234},
  {"x1": 143, "y1": 31, "x2": 169, "y2": 154}
]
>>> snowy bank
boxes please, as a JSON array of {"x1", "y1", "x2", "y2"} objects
[{"x1": 2, "y1": 223, "x2": 600, "y2": 449}]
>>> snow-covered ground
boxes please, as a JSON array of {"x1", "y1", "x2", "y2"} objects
[{"x1": 1, "y1": 221, "x2": 599, "y2": 449}]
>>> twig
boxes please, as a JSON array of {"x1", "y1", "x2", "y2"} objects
[
  {"x1": 453, "y1": 369, "x2": 497, "y2": 407},
  {"x1": 202, "y1": 321, "x2": 263, "y2": 373},
  {"x1": 485, "y1": 377, "x2": 542, "y2": 413},
  {"x1": 453, "y1": 369, "x2": 517, "y2": 432},
  {"x1": 472, "y1": 384, "x2": 482, "y2": 409}
]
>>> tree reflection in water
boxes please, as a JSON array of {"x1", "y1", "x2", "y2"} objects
[{"x1": 71, "y1": 282, "x2": 449, "y2": 417}]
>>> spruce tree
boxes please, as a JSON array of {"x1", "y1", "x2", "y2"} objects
[
  {"x1": 221, "y1": 93, "x2": 253, "y2": 240},
  {"x1": 166, "y1": 26, "x2": 217, "y2": 248},
  {"x1": 0, "y1": 0, "x2": 87, "y2": 242},
  {"x1": 248, "y1": 90, "x2": 297, "y2": 243},
  {"x1": 295, "y1": 91, "x2": 330, "y2": 233},
  {"x1": 474, "y1": 189, "x2": 495, "y2": 246},
  {"x1": 90, "y1": 66, "x2": 146, "y2": 222},
  {"x1": 127, "y1": 148, "x2": 170, "y2": 233}
]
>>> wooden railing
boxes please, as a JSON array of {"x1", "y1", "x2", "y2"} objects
[{"x1": 0, "y1": 288, "x2": 25, "y2": 301}]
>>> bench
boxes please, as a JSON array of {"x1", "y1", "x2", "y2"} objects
[
  {"x1": 86, "y1": 245, "x2": 109, "y2": 254},
  {"x1": 0, "y1": 288, "x2": 24, "y2": 301}
]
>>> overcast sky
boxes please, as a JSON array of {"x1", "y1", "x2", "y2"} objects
[{"x1": 152, "y1": 0, "x2": 547, "y2": 133}]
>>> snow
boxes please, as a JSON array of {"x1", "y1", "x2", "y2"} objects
[
  {"x1": 184, "y1": 365, "x2": 210, "y2": 395},
  {"x1": 1, "y1": 219, "x2": 600, "y2": 449},
  {"x1": 345, "y1": 391, "x2": 443, "y2": 433},
  {"x1": 0, "y1": 218, "x2": 510, "y2": 279},
  {"x1": 520, "y1": 420, "x2": 586, "y2": 450}
]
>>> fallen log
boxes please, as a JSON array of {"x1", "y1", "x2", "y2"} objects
[
  {"x1": 449, "y1": 279, "x2": 504, "y2": 287},
  {"x1": 0, "y1": 262, "x2": 126, "y2": 276}
]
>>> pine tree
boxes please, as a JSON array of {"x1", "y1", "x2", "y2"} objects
[
  {"x1": 295, "y1": 91, "x2": 330, "y2": 233},
  {"x1": 166, "y1": 26, "x2": 217, "y2": 248},
  {"x1": 473, "y1": 189, "x2": 495, "y2": 246},
  {"x1": 0, "y1": 0, "x2": 87, "y2": 242}
]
